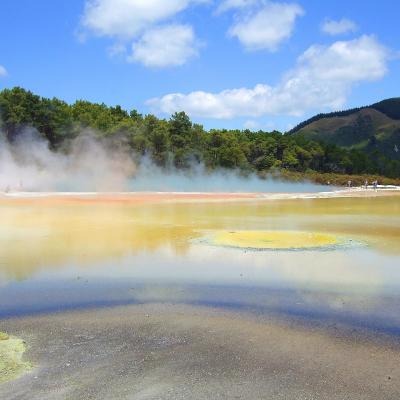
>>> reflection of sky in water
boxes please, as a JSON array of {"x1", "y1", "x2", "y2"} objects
[{"x1": 0, "y1": 196, "x2": 400, "y2": 336}]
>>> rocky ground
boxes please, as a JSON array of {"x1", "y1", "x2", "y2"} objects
[{"x1": 0, "y1": 303, "x2": 399, "y2": 400}]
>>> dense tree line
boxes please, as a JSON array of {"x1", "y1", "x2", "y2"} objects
[
  {"x1": 372, "y1": 98, "x2": 400, "y2": 120},
  {"x1": 1, "y1": 87, "x2": 399, "y2": 179}
]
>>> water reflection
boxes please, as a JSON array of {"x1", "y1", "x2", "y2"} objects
[{"x1": 0, "y1": 195, "x2": 399, "y2": 333}]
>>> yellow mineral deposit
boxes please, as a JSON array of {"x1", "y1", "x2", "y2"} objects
[
  {"x1": 211, "y1": 230, "x2": 340, "y2": 250},
  {"x1": 0, "y1": 332, "x2": 31, "y2": 384}
]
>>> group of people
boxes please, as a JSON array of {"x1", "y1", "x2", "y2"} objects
[
  {"x1": 346, "y1": 180, "x2": 379, "y2": 190},
  {"x1": 364, "y1": 180, "x2": 379, "y2": 190}
]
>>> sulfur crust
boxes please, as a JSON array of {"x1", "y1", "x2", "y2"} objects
[{"x1": 0, "y1": 332, "x2": 32, "y2": 384}]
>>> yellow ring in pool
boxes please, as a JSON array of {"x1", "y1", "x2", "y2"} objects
[{"x1": 211, "y1": 230, "x2": 340, "y2": 250}]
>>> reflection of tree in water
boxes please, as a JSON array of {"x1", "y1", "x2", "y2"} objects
[
  {"x1": 0, "y1": 204, "x2": 198, "y2": 280},
  {"x1": 1, "y1": 195, "x2": 400, "y2": 280}
]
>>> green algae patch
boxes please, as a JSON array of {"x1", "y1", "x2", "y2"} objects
[{"x1": 0, "y1": 332, "x2": 32, "y2": 384}]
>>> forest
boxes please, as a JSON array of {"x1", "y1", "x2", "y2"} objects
[{"x1": 1, "y1": 87, "x2": 399, "y2": 184}]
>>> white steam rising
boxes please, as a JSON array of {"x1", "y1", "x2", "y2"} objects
[
  {"x1": 0, "y1": 129, "x2": 328, "y2": 193},
  {"x1": 0, "y1": 130, "x2": 135, "y2": 192},
  {"x1": 130, "y1": 159, "x2": 328, "y2": 193}
]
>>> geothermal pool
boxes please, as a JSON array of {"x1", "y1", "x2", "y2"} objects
[
  {"x1": 1, "y1": 192, "x2": 400, "y2": 325},
  {"x1": 1, "y1": 191, "x2": 400, "y2": 399},
  {"x1": 0, "y1": 192, "x2": 399, "y2": 320}
]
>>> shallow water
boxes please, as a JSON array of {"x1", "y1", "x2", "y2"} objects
[{"x1": 0, "y1": 195, "x2": 400, "y2": 336}]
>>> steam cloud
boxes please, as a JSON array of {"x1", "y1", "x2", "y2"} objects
[
  {"x1": 0, "y1": 129, "x2": 135, "y2": 192},
  {"x1": 0, "y1": 128, "x2": 327, "y2": 193}
]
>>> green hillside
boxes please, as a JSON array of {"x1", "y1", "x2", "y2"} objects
[{"x1": 290, "y1": 98, "x2": 400, "y2": 161}]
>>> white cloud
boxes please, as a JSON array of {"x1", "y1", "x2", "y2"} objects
[
  {"x1": 322, "y1": 18, "x2": 358, "y2": 36},
  {"x1": 107, "y1": 43, "x2": 127, "y2": 57},
  {"x1": 147, "y1": 35, "x2": 389, "y2": 118},
  {"x1": 128, "y1": 25, "x2": 198, "y2": 67},
  {"x1": 218, "y1": 1, "x2": 304, "y2": 51},
  {"x1": 243, "y1": 120, "x2": 276, "y2": 130},
  {"x1": 216, "y1": 0, "x2": 258, "y2": 13},
  {"x1": 81, "y1": 0, "x2": 206, "y2": 67},
  {"x1": 0, "y1": 65, "x2": 7, "y2": 77},
  {"x1": 82, "y1": 0, "x2": 200, "y2": 38},
  {"x1": 243, "y1": 119, "x2": 260, "y2": 130}
]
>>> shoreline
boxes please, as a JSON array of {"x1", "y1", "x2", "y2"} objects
[{"x1": 0, "y1": 186, "x2": 399, "y2": 204}]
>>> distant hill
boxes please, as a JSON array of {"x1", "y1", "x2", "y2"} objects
[{"x1": 289, "y1": 98, "x2": 400, "y2": 160}]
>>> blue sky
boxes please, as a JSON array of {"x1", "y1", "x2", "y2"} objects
[{"x1": 0, "y1": 0, "x2": 399, "y2": 131}]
